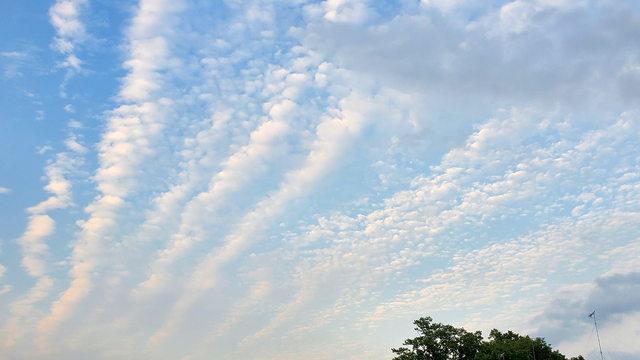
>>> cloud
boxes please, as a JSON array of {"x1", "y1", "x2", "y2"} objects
[
  {"x1": 229, "y1": 110, "x2": 640, "y2": 354},
  {"x1": 1, "y1": 51, "x2": 31, "y2": 79},
  {"x1": 300, "y1": 0, "x2": 640, "y2": 113},
  {"x1": 37, "y1": 146, "x2": 53, "y2": 155},
  {"x1": 4, "y1": 277, "x2": 54, "y2": 347},
  {"x1": 18, "y1": 215, "x2": 55, "y2": 277},
  {"x1": 3, "y1": 64, "x2": 23, "y2": 79},
  {"x1": 421, "y1": 0, "x2": 468, "y2": 12},
  {"x1": 65, "y1": 133, "x2": 88, "y2": 153},
  {"x1": 0, "y1": 187, "x2": 10, "y2": 194},
  {"x1": 6, "y1": 146, "x2": 84, "y2": 347},
  {"x1": 64, "y1": 104, "x2": 75, "y2": 113},
  {"x1": 147, "y1": 69, "x2": 377, "y2": 345},
  {"x1": 117, "y1": 0, "x2": 186, "y2": 102},
  {"x1": 49, "y1": 0, "x2": 88, "y2": 54},
  {"x1": 1, "y1": 52, "x2": 28, "y2": 58},
  {"x1": 532, "y1": 271, "x2": 640, "y2": 358},
  {"x1": 37, "y1": 0, "x2": 186, "y2": 337},
  {"x1": 133, "y1": 53, "x2": 318, "y2": 298},
  {"x1": 304, "y1": 0, "x2": 372, "y2": 24},
  {"x1": 49, "y1": 0, "x2": 89, "y2": 94},
  {"x1": 67, "y1": 119, "x2": 83, "y2": 128}
]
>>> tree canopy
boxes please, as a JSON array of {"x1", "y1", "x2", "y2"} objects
[{"x1": 392, "y1": 317, "x2": 585, "y2": 360}]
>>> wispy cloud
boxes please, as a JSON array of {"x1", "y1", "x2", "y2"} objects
[
  {"x1": 4, "y1": 147, "x2": 83, "y2": 347},
  {"x1": 49, "y1": 0, "x2": 88, "y2": 96},
  {"x1": 1, "y1": 52, "x2": 28, "y2": 58}
]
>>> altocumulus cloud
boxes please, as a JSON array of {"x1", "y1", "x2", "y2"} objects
[{"x1": 0, "y1": 0, "x2": 639, "y2": 359}]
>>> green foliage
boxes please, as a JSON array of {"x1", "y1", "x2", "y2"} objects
[
  {"x1": 391, "y1": 317, "x2": 483, "y2": 360},
  {"x1": 476, "y1": 329, "x2": 567, "y2": 360},
  {"x1": 392, "y1": 317, "x2": 585, "y2": 360}
]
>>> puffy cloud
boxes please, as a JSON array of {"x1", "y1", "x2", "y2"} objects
[
  {"x1": 228, "y1": 110, "x2": 640, "y2": 357},
  {"x1": 49, "y1": 0, "x2": 88, "y2": 53},
  {"x1": 65, "y1": 133, "x2": 88, "y2": 154},
  {"x1": 147, "y1": 79, "x2": 377, "y2": 345}
]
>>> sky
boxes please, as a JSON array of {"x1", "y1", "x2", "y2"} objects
[{"x1": 1, "y1": 0, "x2": 639, "y2": 359}]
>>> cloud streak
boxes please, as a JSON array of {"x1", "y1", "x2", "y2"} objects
[
  {"x1": 49, "y1": 0, "x2": 89, "y2": 95},
  {"x1": 38, "y1": 0, "x2": 185, "y2": 337}
]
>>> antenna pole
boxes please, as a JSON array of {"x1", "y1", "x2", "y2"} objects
[
  {"x1": 589, "y1": 311, "x2": 604, "y2": 360},
  {"x1": 531, "y1": 338, "x2": 536, "y2": 360}
]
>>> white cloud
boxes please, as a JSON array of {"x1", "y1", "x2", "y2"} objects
[
  {"x1": 3, "y1": 149, "x2": 83, "y2": 347},
  {"x1": 18, "y1": 215, "x2": 55, "y2": 277},
  {"x1": 37, "y1": 146, "x2": 53, "y2": 155},
  {"x1": 133, "y1": 55, "x2": 318, "y2": 298},
  {"x1": 4, "y1": 277, "x2": 54, "y2": 347},
  {"x1": 49, "y1": 0, "x2": 88, "y2": 94},
  {"x1": 65, "y1": 133, "x2": 88, "y2": 153},
  {"x1": 49, "y1": 0, "x2": 87, "y2": 54},
  {"x1": 0, "y1": 187, "x2": 9, "y2": 194},
  {"x1": 322, "y1": 0, "x2": 371, "y2": 24},
  {"x1": 67, "y1": 119, "x2": 83, "y2": 128},
  {"x1": 226, "y1": 110, "x2": 640, "y2": 354},
  {"x1": 148, "y1": 79, "x2": 378, "y2": 344},
  {"x1": 304, "y1": 0, "x2": 372, "y2": 24},
  {"x1": 37, "y1": 0, "x2": 186, "y2": 338},
  {"x1": 1, "y1": 52, "x2": 28, "y2": 58}
]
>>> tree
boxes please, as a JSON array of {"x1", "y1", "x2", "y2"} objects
[
  {"x1": 391, "y1": 317, "x2": 483, "y2": 360},
  {"x1": 392, "y1": 317, "x2": 586, "y2": 360},
  {"x1": 475, "y1": 329, "x2": 582, "y2": 360}
]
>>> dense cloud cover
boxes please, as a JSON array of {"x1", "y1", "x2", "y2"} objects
[{"x1": 0, "y1": 0, "x2": 639, "y2": 359}]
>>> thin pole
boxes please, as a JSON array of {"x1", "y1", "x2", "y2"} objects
[
  {"x1": 589, "y1": 311, "x2": 604, "y2": 360},
  {"x1": 531, "y1": 338, "x2": 536, "y2": 360}
]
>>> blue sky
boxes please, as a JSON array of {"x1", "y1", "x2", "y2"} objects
[{"x1": 1, "y1": 0, "x2": 640, "y2": 359}]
